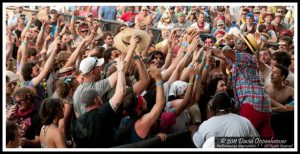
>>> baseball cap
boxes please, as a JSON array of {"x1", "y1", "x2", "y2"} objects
[
  {"x1": 217, "y1": 20, "x2": 225, "y2": 26},
  {"x1": 177, "y1": 12, "x2": 186, "y2": 17},
  {"x1": 246, "y1": 13, "x2": 254, "y2": 19},
  {"x1": 50, "y1": 7, "x2": 57, "y2": 13},
  {"x1": 86, "y1": 12, "x2": 93, "y2": 18},
  {"x1": 79, "y1": 57, "x2": 104, "y2": 74},
  {"x1": 79, "y1": 23, "x2": 89, "y2": 31},
  {"x1": 81, "y1": 88, "x2": 99, "y2": 107},
  {"x1": 6, "y1": 71, "x2": 20, "y2": 83}
]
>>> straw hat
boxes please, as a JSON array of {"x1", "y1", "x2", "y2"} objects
[
  {"x1": 240, "y1": 33, "x2": 259, "y2": 53},
  {"x1": 262, "y1": 8, "x2": 274, "y2": 19},
  {"x1": 114, "y1": 28, "x2": 150, "y2": 53},
  {"x1": 155, "y1": 39, "x2": 168, "y2": 52},
  {"x1": 37, "y1": 10, "x2": 49, "y2": 21}
]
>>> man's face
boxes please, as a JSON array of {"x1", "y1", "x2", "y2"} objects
[
  {"x1": 198, "y1": 14, "x2": 205, "y2": 23},
  {"x1": 178, "y1": 16, "x2": 185, "y2": 23},
  {"x1": 104, "y1": 35, "x2": 114, "y2": 46},
  {"x1": 259, "y1": 50, "x2": 271, "y2": 64},
  {"x1": 16, "y1": 7, "x2": 23, "y2": 13},
  {"x1": 278, "y1": 40, "x2": 290, "y2": 51},
  {"x1": 271, "y1": 66, "x2": 284, "y2": 83},
  {"x1": 234, "y1": 39, "x2": 246, "y2": 51},
  {"x1": 264, "y1": 15, "x2": 272, "y2": 23}
]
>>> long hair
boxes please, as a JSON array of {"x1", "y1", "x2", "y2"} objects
[{"x1": 39, "y1": 98, "x2": 63, "y2": 125}]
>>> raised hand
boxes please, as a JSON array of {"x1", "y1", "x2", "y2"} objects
[{"x1": 149, "y1": 67, "x2": 162, "y2": 81}]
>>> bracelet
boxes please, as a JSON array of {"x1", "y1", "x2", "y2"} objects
[
  {"x1": 195, "y1": 74, "x2": 201, "y2": 79},
  {"x1": 188, "y1": 82, "x2": 194, "y2": 86},
  {"x1": 204, "y1": 65, "x2": 209, "y2": 69},
  {"x1": 185, "y1": 52, "x2": 190, "y2": 59},
  {"x1": 22, "y1": 41, "x2": 27, "y2": 45},
  {"x1": 181, "y1": 42, "x2": 189, "y2": 47},
  {"x1": 155, "y1": 81, "x2": 163, "y2": 86},
  {"x1": 228, "y1": 77, "x2": 233, "y2": 81},
  {"x1": 188, "y1": 63, "x2": 193, "y2": 68}
]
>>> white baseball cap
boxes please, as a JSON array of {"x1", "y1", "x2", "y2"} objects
[{"x1": 79, "y1": 57, "x2": 104, "y2": 74}]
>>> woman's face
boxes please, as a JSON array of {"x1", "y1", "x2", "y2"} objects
[
  {"x1": 15, "y1": 96, "x2": 31, "y2": 112},
  {"x1": 216, "y1": 80, "x2": 227, "y2": 93},
  {"x1": 31, "y1": 64, "x2": 40, "y2": 77}
]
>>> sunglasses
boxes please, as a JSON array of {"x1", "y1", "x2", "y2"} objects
[
  {"x1": 277, "y1": 11, "x2": 283, "y2": 13},
  {"x1": 50, "y1": 12, "x2": 57, "y2": 14},
  {"x1": 14, "y1": 99, "x2": 25, "y2": 104},
  {"x1": 81, "y1": 30, "x2": 89, "y2": 33},
  {"x1": 278, "y1": 42, "x2": 287, "y2": 46}
]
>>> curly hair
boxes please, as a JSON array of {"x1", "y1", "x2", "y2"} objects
[
  {"x1": 39, "y1": 98, "x2": 63, "y2": 125},
  {"x1": 12, "y1": 87, "x2": 37, "y2": 102}
]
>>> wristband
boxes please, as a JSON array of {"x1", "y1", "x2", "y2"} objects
[
  {"x1": 195, "y1": 74, "x2": 201, "y2": 79},
  {"x1": 155, "y1": 81, "x2": 163, "y2": 86},
  {"x1": 185, "y1": 52, "x2": 190, "y2": 59},
  {"x1": 22, "y1": 41, "x2": 28, "y2": 45},
  {"x1": 181, "y1": 42, "x2": 189, "y2": 47},
  {"x1": 188, "y1": 63, "x2": 193, "y2": 68},
  {"x1": 188, "y1": 82, "x2": 194, "y2": 86},
  {"x1": 204, "y1": 65, "x2": 209, "y2": 69}
]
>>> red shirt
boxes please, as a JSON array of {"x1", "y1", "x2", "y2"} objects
[{"x1": 120, "y1": 12, "x2": 138, "y2": 22}]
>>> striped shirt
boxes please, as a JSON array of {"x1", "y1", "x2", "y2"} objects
[{"x1": 226, "y1": 52, "x2": 271, "y2": 113}]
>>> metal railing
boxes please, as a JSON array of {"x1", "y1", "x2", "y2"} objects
[
  {"x1": 6, "y1": 6, "x2": 163, "y2": 44},
  {"x1": 114, "y1": 131, "x2": 195, "y2": 148}
]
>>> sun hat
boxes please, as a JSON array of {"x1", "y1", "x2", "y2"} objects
[{"x1": 114, "y1": 28, "x2": 150, "y2": 53}]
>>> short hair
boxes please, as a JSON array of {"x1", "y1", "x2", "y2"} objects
[
  {"x1": 6, "y1": 120, "x2": 19, "y2": 145},
  {"x1": 103, "y1": 47, "x2": 118, "y2": 63},
  {"x1": 39, "y1": 98, "x2": 63, "y2": 125},
  {"x1": 89, "y1": 46, "x2": 106, "y2": 59},
  {"x1": 274, "y1": 64, "x2": 289, "y2": 80},
  {"x1": 271, "y1": 51, "x2": 291, "y2": 67},
  {"x1": 102, "y1": 31, "x2": 113, "y2": 40},
  {"x1": 280, "y1": 36, "x2": 293, "y2": 46},
  {"x1": 257, "y1": 24, "x2": 267, "y2": 33}
]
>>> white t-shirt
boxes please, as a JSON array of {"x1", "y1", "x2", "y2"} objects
[
  {"x1": 190, "y1": 22, "x2": 210, "y2": 33},
  {"x1": 192, "y1": 113, "x2": 259, "y2": 148}
]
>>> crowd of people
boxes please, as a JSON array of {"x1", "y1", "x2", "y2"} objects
[{"x1": 5, "y1": 4, "x2": 295, "y2": 149}]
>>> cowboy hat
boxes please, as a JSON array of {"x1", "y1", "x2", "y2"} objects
[
  {"x1": 114, "y1": 28, "x2": 150, "y2": 53},
  {"x1": 262, "y1": 11, "x2": 274, "y2": 19},
  {"x1": 155, "y1": 39, "x2": 168, "y2": 52},
  {"x1": 37, "y1": 10, "x2": 49, "y2": 21},
  {"x1": 240, "y1": 33, "x2": 259, "y2": 53}
]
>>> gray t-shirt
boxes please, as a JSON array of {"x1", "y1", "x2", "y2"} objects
[
  {"x1": 192, "y1": 113, "x2": 259, "y2": 148},
  {"x1": 73, "y1": 79, "x2": 111, "y2": 116}
]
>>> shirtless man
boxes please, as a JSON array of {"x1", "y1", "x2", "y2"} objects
[
  {"x1": 266, "y1": 64, "x2": 294, "y2": 112},
  {"x1": 134, "y1": 6, "x2": 156, "y2": 28}
]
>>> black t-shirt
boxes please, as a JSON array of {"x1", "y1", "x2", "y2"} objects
[
  {"x1": 73, "y1": 102, "x2": 117, "y2": 148},
  {"x1": 22, "y1": 109, "x2": 42, "y2": 148}
]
